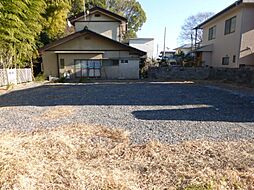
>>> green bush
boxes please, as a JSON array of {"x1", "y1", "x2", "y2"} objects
[{"x1": 35, "y1": 73, "x2": 46, "y2": 82}]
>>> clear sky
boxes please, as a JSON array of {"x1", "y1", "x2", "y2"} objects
[{"x1": 137, "y1": 0, "x2": 236, "y2": 55}]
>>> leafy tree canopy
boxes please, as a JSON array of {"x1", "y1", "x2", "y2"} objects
[{"x1": 0, "y1": 0, "x2": 45, "y2": 68}]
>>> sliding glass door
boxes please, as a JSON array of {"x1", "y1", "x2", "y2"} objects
[{"x1": 75, "y1": 60, "x2": 101, "y2": 78}]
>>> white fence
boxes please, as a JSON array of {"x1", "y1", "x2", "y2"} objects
[{"x1": 0, "y1": 68, "x2": 33, "y2": 87}]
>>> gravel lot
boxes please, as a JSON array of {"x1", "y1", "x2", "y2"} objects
[{"x1": 0, "y1": 82, "x2": 254, "y2": 144}]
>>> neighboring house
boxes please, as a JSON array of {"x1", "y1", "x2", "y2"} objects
[
  {"x1": 39, "y1": 6, "x2": 146, "y2": 80},
  {"x1": 159, "y1": 50, "x2": 176, "y2": 58},
  {"x1": 173, "y1": 44, "x2": 192, "y2": 55},
  {"x1": 194, "y1": 0, "x2": 254, "y2": 68},
  {"x1": 129, "y1": 38, "x2": 154, "y2": 59}
]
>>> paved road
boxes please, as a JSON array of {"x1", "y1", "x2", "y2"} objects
[{"x1": 0, "y1": 82, "x2": 253, "y2": 143}]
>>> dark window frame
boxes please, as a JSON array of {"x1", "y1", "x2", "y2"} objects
[
  {"x1": 112, "y1": 59, "x2": 119, "y2": 66},
  {"x1": 225, "y1": 16, "x2": 236, "y2": 35},
  {"x1": 120, "y1": 60, "x2": 128, "y2": 64},
  {"x1": 60, "y1": 58, "x2": 65, "y2": 69},
  {"x1": 233, "y1": 55, "x2": 236, "y2": 63},
  {"x1": 208, "y1": 26, "x2": 216, "y2": 40},
  {"x1": 222, "y1": 56, "x2": 230, "y2": 65}
]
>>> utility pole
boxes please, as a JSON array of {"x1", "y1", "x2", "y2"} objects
[
  {"x1": 157, "y1": 44, "x2": 159, "y2": 58},
  {"x1": 163, "y1": 27, "x2": 166, "y2": 58},
  {"x1": 191, "y1": 34, "x2": 193, "y2": 51}
]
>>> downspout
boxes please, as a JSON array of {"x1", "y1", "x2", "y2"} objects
[{"x1": 56, "y1": 53, "x2": 60, "y2": 77}]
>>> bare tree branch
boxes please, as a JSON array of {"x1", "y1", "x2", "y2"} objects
[{"x1": 178, "y1": 12, "x2": 214, "y2": 45}]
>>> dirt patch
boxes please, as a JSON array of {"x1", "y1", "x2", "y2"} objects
[
  {"x1": 0, "y1": 88, "x2": 7, "y2": 95},
  {"x1": 36, "y1": 106, "x2": 77, "y2": 120},
  {"x1": 0, "y1": 124, "x2": 253, "y2": 189}
]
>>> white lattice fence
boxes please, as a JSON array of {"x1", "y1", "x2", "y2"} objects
[
  {"x1": 0, "y1": 69, "x2": 8, "y2": 86},
  {"x1": 16, "y1": 69, "x2": 32, "y2": 84},
  {"x1": 0, "y1": 69, "x2": 33, "y2": 87}
]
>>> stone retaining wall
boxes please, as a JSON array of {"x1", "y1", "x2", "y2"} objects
[{"x1": 148, "y1": 67, "x2": 254, "y2": 85}]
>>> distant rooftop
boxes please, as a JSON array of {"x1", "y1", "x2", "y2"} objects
[
  {"x1": 129, "y1": 38, "x2": 154, "y2": 41},
  {"x1": 160, "y1": 50, "x2": 176, "y2": 53},
  {"x1": 174, "y1": 44, "x2": 192, "y2": 50}
]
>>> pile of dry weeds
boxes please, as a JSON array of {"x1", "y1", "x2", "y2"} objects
[{"x1": 0, "y1": 124, "x2": 253, "y2": 189}]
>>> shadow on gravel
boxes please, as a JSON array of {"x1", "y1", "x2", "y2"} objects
[
  {"x1": 0, "y1": 83, "x2": 254, "y2": 122},
  {"x1": 132, "y1": 108, "x2": 254, "y2": 122}
]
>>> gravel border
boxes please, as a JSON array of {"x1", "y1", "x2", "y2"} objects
[{"x1": 0, "y1": 81, "x2": 253, "y2": 144}]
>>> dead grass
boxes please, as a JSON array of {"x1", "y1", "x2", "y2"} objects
[{"x1": 0, "y1": 124, "x2": 253, "y2": 190}]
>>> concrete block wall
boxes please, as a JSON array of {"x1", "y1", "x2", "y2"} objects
[
  {"x1": 148, "y1": 66, "x2": 254, "y2": 85},
  {"x1": 148, "y1": 67, "x2": 210, "y2": 80}
]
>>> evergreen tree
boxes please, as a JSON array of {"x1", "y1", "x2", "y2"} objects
[
  {"x1": 41, "y1": 0, "x2": 70, "y2": 42},
  {"x1": 106, "y1": 0, "x2": 146, "y2": 39},
  {"x1": 0, "y1": 0, "x2": 45, "y2": 68}
]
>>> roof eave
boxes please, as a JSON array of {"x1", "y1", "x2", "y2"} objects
[
  {"x1": 68, "y1": 6, "x2": 127, "y2": 24},
  {"x1": 194, "y1": 0, "x2": 243, "y2": 29},
  {"x1": 39, "y1": 29, "x2": 146, "y2": 56}
]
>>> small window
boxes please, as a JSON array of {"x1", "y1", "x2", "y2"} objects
[
  {"x1": 121, "y1": 60, "x2": 128, "y2": 64},
  {"x1": 225, "y1": 16, "x2": 236, "y2": 35},
  {"x1": 84, "y1": 35, "x2": 91, "y2": 40},
  {"x1": 95, "y1": 13, "x2": 101, "y2": 17},
  {"x1": 112, "y1": 60, "x2": 119, "y2": 66},
  {"x1": 208, "y1": 26, "x2": 216, "y2": 40},
  {"x1": 222, "y1": 56, "x2": 229, "y2": 65},
  {"x1": 233, "y1": 55, "x2": 236, "y2": 63},
  {"x1": 60, "y1": 58, "x2": 65, "y2": 69}
]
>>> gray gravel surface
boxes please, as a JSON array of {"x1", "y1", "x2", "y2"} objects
[{"x1": 0, "y1": 82, "x2": 254, "y2": 144}]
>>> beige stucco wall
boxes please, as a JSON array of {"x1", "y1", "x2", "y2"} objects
[
  {"x1": 50, "y1": 34, "x2": 127, "y2": 51},
  {"x1": 202, "y1": 52, "x2": 212, "y2": 67},
  {"x1": 42, "y1": 33, "x2": 141, "y2": 79},
  {"x1": 75, "y1": 22, "x2": 120, "y2": 41},
  {"x1": 118, "y1": 60, "x2": 140, "y2": 79},
  {"x1": 74, "y1": 11, "x2": 126, "y2": 41},
  {"x1": 202, "y1": 7, "x2": 243, "y2": 68},
  {"x1": 101, "y1": 65, "x2": 119, "y2": 79},
  {"x1": 42, "y1": 52, "x2": 58, "y2": 77},
  {"x1": 78, "y1": 11, "x2": 116, "y2": 22},
  {"x1": 239, "y1": 5, "x2": 254, "y2": 66},
  {"x1": 100, "y1": 59, "x2": 140, "y2": 79}
]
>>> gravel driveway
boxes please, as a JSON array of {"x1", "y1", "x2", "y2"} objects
[{"x1": 0, "y1": 82, "x2": 254, "y2": 144}]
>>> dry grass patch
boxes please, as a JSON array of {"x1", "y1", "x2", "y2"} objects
[{"x1": 0, "y1": 124, "x2": 253, "y2": 190}]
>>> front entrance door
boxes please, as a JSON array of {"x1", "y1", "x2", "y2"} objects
[{"x1": 75, "y1": 60, "x2": 101, "y2": 78}]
